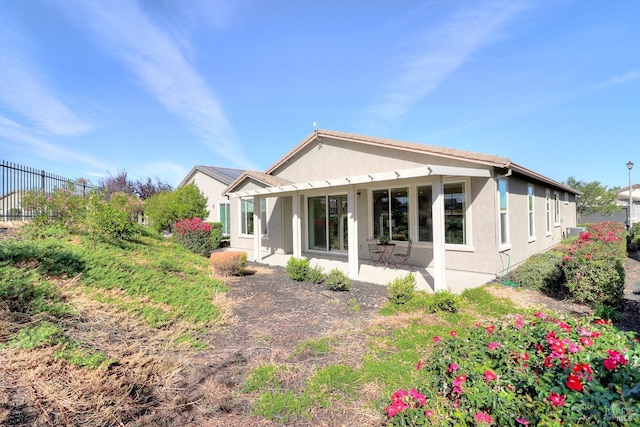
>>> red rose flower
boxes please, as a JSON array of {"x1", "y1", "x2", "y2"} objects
[{"x1": 566, "y1": 373, "x2": 583, "y2": 391}]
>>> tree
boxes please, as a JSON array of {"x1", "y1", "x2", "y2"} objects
[
  {"x1": 566, "y1": 177, "x2": 620, "y2": 216},
  {"x1": 98, "y1": 170, "x2": 173, "y2": 200},
  {"x1": 143, "y1": 183, "x2": 208, "y2": 232},
  {"x1": 135, "y1": 177, "x2": 173, "y2": 200},
  {"x1": 99, "y1": 170, "x2": 135, "y2": 196}
]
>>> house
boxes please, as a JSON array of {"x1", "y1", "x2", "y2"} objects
[
  {"x1": 222, "y1": 129, "x2": 579, "y2": 292},
  {"x1": 177, "y1": 166, "x2": 244, "y2": 234},
  {"x1": 578, "y1": 185, "x2": 640, "y2": 226},
  {"x1": 616, "y1": 185, "x2": 640, "y2": 226},
  {"x1": 0, "y1": 190, "x2": 26, "y2": 221}
]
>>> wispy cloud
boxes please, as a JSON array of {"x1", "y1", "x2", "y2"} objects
[
  {"x1": 366, "y1": 1, "x2": 526, "y2": 126},
  {"x1": 53, "y1": 0, "x2": 253, "y2": 169},
  {"x1": 0, "y1": 115, "x2": 109, "y2": 170},
  {"x1": 426, "y1": 69, "x2": 640, "y2": 139},
  {"x1": 0, "y1": 24, "x2": 92, "y2": 135}
]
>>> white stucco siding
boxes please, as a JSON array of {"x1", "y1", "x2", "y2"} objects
[
  {"x1": 494, "y1": 176, "x2": 578, "y2": 275},
  {"x1": 441, "y1": 177, "x2": 498, "y2": 275},
  {"x1": 228, "y1": 177, "x2": 282, "y2": 253},
  {"x1": 188, "y1": 171, "x2": 229, "y2": 223}
]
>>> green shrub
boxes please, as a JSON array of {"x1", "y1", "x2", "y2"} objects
[
  {"x1": 21, "y1": 184, "x2": 86, "y2": 231},
  {"x1": 510, "y1": 251, "x2": 564, "y2": 291},
  {"x1": 144, "y1": 183, "x2": 208, "y2": 232},
  {"x1": 425, "y1": 290, "x2": 461, "y2": 313},
  {"x1": 385, "y1": 313, "x2": 640, "y2": 426},
  {"x1": 388, "y1": 273, "x2": 416, "y2": 304},
  {"x1": 174, "y1": 217, "x2": 213, "y2": 256},
  {"x1": 563, "y1": 222, "x2": 626, "y2": 307},
  {"x1": 286, "y1": 257, "x2": 310, "y2": 281},
  {"x1": 209, "y1": 222, "x2": 223, "y2": 250},
  {"x1": 86, "y1": 191, "x2": 141, "y2": 242},
  {"x1": 307, "y1": 265, "x2": 325, "y2": 284},
  {"x1": 325, "y1": 268, "x2": 351, "y2": 291}
]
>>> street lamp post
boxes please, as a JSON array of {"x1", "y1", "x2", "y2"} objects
[{"x1": 627, "y1": 161, "x2": 634, "y2": 228}]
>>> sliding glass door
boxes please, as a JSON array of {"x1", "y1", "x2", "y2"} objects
[{"x1": 308, "y1": 194, "x2": 348, "y2": 252}]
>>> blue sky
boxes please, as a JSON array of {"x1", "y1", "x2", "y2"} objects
[{"x1": 1, "y1": 0, "x2": 638, "y2": 189}]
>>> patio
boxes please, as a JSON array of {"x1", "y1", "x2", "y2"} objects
[{"x1": 233, "y1": 249, "x2": 496, "y2": 294}]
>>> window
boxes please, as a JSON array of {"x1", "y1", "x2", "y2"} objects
[
  {"x1": 498, "y1": 179, "x2": 509, "y2": 246},
  {"x1": 308, "y1": 194, "x2": 348, "y2": 251},
  {"x1": 564, "y1": 191, "x2": 569, "y2": 204},
  {"x1": 554, "y1": 191, "x2": 560, "y2": 226},
  {"x1": 545, "y1": 189, "x2": 551, "y2": 235},
  {"x1": 527, "y1": 184, "x2": 535, "y2": 240},
  {"x1": 372, "y1": 187, "x2": 409, "y2": 241},
  {"x1": 417, "y1": 186, "x2": 433, "y2": 242},
  {"x1": 240, "y1": 198, "x2": 267, "y2": 235},
  {"x1": 444, "y1": 182, "x2": 466, "y2": 244},
  {"x1": 219, "y1": 202, "x2": 230, "y2": 235}
]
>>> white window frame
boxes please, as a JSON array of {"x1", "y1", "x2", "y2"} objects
[
  {"x1": 416, "y1": 184, "x2": 433, "y2": 243},
  {"x1": 239, "y1": 197, "x2": 267, "y2": 237},
  {"x1": 553, "y1": 191, "x2": 561, "y2": 227},
  {"x1": 564, "y1": 191, "x2": 569, "y2": 205},
  {"x1": 545, "y1": 189, "x2": 552, "y2": 236},
  {"x1": 443, "y1": 178, "x2": 473, "y2": 250},
  {"x1": 498, "y1": 178, "x2": 510, "y2": 250},
  {"x1": 219, "y1": 201, "x2": 230, "y2": 236},
  {"x1": 527, "y1": 184, "x2": 535, "y2": 242},
  {"x1": 370, "y1": 186, "x2": 410, "y2": 242}
]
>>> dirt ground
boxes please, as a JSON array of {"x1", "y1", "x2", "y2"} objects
[
  {"x1": 2, "y1": 221, "x2": 639, "y2": 426},
  {"x1": 173, "y1": 256, "x2": 640, "y2": 426}
]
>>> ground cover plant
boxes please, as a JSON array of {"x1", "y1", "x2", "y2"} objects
[
  {"x1": 2, "y1": 216, "x2": 639, "y2": 426},
  {"x1": 0, "y1": 224, "x2": 229, "y2": 425}
]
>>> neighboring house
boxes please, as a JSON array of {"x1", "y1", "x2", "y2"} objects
[
  {"x1": 0, "y1": 190, "x2": 26, "y2": 220},
  {"x1": 223, "y1": 129, "x2": 579, "y2": 292},
  {"x1": 579, "y1": 185, "x2": 640, "y2": 226},
  {"x1": 177, "y1": 166, "x2": 244, "y2": 234},
  {"x1": 616, "y1": 185, "x2": 640, "y2": 226}
]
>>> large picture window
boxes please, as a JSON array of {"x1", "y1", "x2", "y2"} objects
[
  {"x1": 444, "y1": 182, "x2": 466, "y2": 244},
  {"x1": 240, "y1": 198, "x2": 267, "y2": 235},
  {"x1": 417, "y1": 186, "x2": 433, "y2": 242},
  {"x1": 308, "y1": 194, "x2": 348, "y2": 252},
  {"x1": 372, "y1": 188, "x2": 409, "y2": 241}
]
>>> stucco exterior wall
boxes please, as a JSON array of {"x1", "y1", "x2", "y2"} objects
[
  {"x1": 271, "y1": 137, "x2": 488, "y2": 183},
  {"x1": 186, "y1": 171, "x2": 230, "y2": 223},
  {"x1": 226, "y1": 133, "x2": 578, "y2": 284}
]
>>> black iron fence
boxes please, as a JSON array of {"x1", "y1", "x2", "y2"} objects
[{"x1": 0, "y1": 160, "x2": 94, "y2": 221}]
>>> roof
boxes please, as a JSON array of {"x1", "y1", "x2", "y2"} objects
[
  {"x1": 224, "y1": 171, "x2": 293, "y2": 195},
  {"x1": 178, "y1": 165, "x2": 245, "y2": 188},
  {"x1": 225, "y1": 128, "x2": 580, "y2": 196},
  {"x1": 265, "y1": 129, "x2": 510, "y2": 175}
]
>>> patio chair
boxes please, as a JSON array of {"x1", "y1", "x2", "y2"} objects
[
  {"x1": 393, "y1": 239, "x2": 414, "y2": 270},
  {"x1": 367, "y1": 238, "x2": 384, "y2": 266}
]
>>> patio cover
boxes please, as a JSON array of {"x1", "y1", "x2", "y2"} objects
[{"x1": 228, "y1": 165, "x2": 492, "y2": 292}]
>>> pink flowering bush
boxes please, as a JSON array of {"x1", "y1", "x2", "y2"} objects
[
  {"x1": 562, "y1": 222, "x2": 626, "y2": 306},
  {"x1": 173, "y1": 217, "x2": 214, "y2": 256},
  {"x1": 385, "y1": 312, "x2": 640, "y2": 426}
]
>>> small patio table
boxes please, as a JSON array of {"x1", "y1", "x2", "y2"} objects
[{"x1": 377, "y1": 243, "x2": 397, "y2": 269}]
